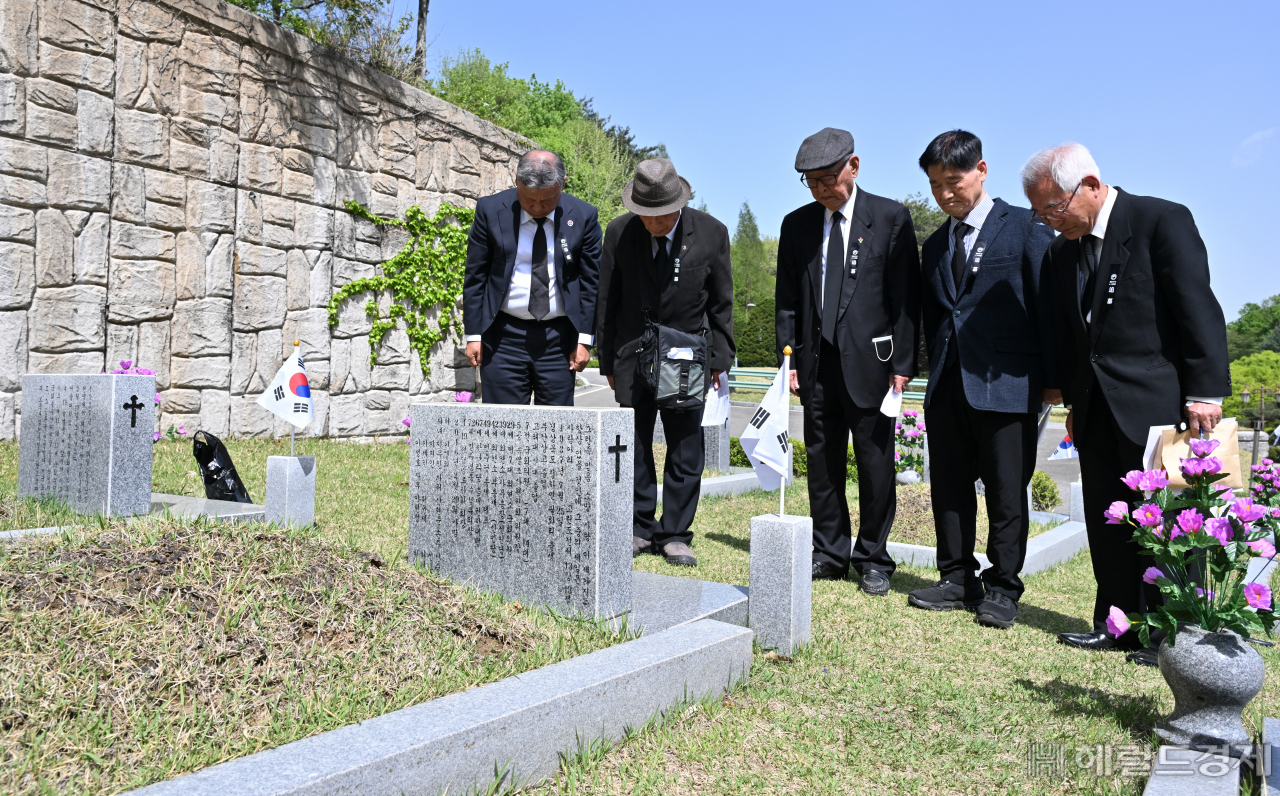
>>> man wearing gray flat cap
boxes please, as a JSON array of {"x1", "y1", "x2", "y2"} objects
[
  {"x1": 600, "y1": 159, "x2": 734, "y2": 567},
  {"x1": 776, "y1": 127, "x2": 921, "y2": 594}
]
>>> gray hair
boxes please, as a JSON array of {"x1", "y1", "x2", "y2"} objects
[
  {"x1": 516, "y1": 150, "x2": 565, "y2": 190},
  {"x1": 1021, "y1": 142, "x2": 1101, "y2": 194}
]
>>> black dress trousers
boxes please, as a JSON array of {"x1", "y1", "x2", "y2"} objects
[
  {"x1": 804, "y1": 339, "x2": 897, "y2": 575},
  {"x1": 628, "y1": 393, "x2": 704, "y2": 546},
  {"x1": 479, "y1": 313, "x2": 576, "y2": 406},
  {"x1": 925, "y1": 361, "x2": 1038, "y2": 601},
  {"x1": 1076, "y1": 385, "x2": 1161, "y2": 642}
]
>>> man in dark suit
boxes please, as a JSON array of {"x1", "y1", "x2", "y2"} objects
[
  {"x1": 775, "y1": 127, "x2": 921, "y2": 594},
  {"x1": 600, "y1": 159, "x2": 733, "y2": 567},
  {"x1": 907, "y1": 130, "x2": 1056, "y2": 628},
  {"x1": 1023, "y1": 142, "x2": 1230, "y2": 665},
  {"x1": 463, "y1": 150, "x2": 602, "y2": 405}
]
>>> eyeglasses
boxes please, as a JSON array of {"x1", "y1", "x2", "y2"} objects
[
  {"x1": 1031, "y1": 181, "x2": 1081, "y2": 223},
  {"x1": 800, "y1": 170, "x2": 843, "y2": 189}
]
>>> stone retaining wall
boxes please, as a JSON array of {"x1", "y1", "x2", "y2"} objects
[{"x1": 0, "y1": 0, "x2": 530, "y2": 441}]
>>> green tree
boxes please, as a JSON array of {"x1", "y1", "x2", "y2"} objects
[
  {"x1": 1227, "y1": 295, "x2": 1280, "y2": 361},
  {"x1": 899, "y1": 192, "x2": 948, "y2": 375},
  {"x1": 736, "y1": 297, "x2": 777, "y2": 367},
  {"x1": 729, "y1": 202, "x2": 776, "y2": 365},
  {"x1": 1224, "y1": 351, "x2": 1280, "y2": 430}
]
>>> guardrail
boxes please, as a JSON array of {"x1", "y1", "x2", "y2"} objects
[{"x1": 727, "y1": 368, "x2": 927, "y2": 400}]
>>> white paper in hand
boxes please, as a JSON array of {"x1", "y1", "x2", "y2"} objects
[
  {"x1": 879, "y1": 387, "x2": 903, "y2": 418},
  {"x1": 740, "y1": 364, "x2": 792, "y2": 490},
  {"x1": 701, "y1": 371, "x2": 730, "y2": 427}
]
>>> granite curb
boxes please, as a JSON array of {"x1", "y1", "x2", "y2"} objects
[
  {"x1": 885, "y1": 520, "x2": 1089, "y2": 576},
  {"x1": 125, "y1": 619, "x2": 753, "y2": 796},
  {"x1": 1142, "y1": 745, "x2": 1242, "y2": 795},
  {"x1": 657, "y1": 472, "x2": 764, "y2": 504}
]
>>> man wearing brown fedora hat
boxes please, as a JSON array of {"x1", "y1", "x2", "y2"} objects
[
  {"x1": 776, "y1": 127, "x2": 921, "y2": 594},
  {"x1": 600, "y1": 159, "x2": 734, "y2": 567}
]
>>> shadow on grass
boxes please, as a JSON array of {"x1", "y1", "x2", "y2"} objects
[
  {"x1": 1015, "y1": 678, "x2": 1159, "y2": 740},
  {"x1": 705, "y1": 532, "x2": 750, "y2": 553},
  {"x1": 887, "y1": 568, "x2": 1093, "y2": 638}
]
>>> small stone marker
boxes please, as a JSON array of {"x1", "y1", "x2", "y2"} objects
[
  {"x1": 652, "y1": 417, "x2": 731, "y2": 473},
  {"x1": 265, "y1": 456, "x2": 316, "y2": 528},
  {"x1": 409, "y1": 403, "x2": 634, "y2": 619},
  {"x1": 749, "y1": 513, "x2": 812, "y2": 654},
  {"x1": 18, "y1": 374, "x2": 155, "y2": 516},
  {"x1": 1070, "y1": 480, "x2": 1085, "y2": 523}
]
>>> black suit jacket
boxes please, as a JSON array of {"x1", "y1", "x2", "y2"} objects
[
  {"x1": 595, "y1": 212, "x2": 634, "y2": 346},
  {"x1": 462, "y1": 188, "x2": 602, "y2": 339},
  {"x1": 920, "y1": 197, "x2": 1056, "y2": 414},
  {"x1": 599, "y1": 209, "x2": 734, "y2": 405},
  {"x1": 1047, "y1": 188, "x2": 1230, "y2": 445},
  {"x1": 775, "y1": 189, "x2": 921, "y2": 408}
]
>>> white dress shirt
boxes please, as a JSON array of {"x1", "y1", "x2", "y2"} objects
[
  {"x1": 947, "y1": 192, "x2": 995, "y2": 259},
  {"x1": 1086, "y1": 186, "x2": 1218, "y2": 407},
  {"x1": 466, "y1": 209, "x2": 593, "y2": 345},
  {"x1": 820, "y1": 186, "x2": 857, "y2": 310}
]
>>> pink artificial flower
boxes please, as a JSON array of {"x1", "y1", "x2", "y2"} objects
[
  {"x1": 1248, "y1": 539, "x2": 1276, "y2": 558},
  {"x1": 1175, "y1": 509, "x2": 1203, "y2": 536},
  {"x1": 894, "y1": 451, "x2": 902, "y2": 461},
  {"x1": 456, "y1": 391, "x2": 473, "y2": 403},
  {"x1": 1180, "y1": 457, "x2": 1222, "y2": 478},
  {"x1": 1142, "y1": 566, "x2": 1163, "y2": 585},
  {"x1": 1196, "y1": 587, "x2": 1217, "y2": 600},
  {"x1": 1189, "y1": 438, "x2": 1220, "y2": 458},
  {"x1": 1272, "y1": 508, "x2": 1280, "y2": 519},
  {"x1": 402, "y1": 416, "x2": 411, "y2": 427},
  {"x1": 1264, "y1": 458, "x2": 1275, "y2": 467},
  {"x1": 176, "y1": 424, "x2": 187, "y2": 436},
  {"x1": 1105, "y1": 606, "x2": 1131, "y2": 637},
  {"x1": 1204, "y1": 517, "x2": 1234, "y2": 546},
  {"x1": 895, "y1": 423, "x2": 903, "y2": 432},
  {"x1": 1104, "y1": 501, "x2": 1129, "y2": 524},
  {"x1": 903, "y1": 410, "x2": 918, "y2": 418},
  {"x1": 152, "y1": 431, "x2": 161, "y2": 442},
  {"x1": 1133, "y1": 504, "x2": 1163, "y2": 527},
  {"x1": 1121, "y1": 470, "x2": 1146, "y2": 491},
  {"x1": 1231, "y1": 498, "x2": 1267, "y2": 524},
  {"x1": 120, "y1": 360, "x2": 133, "y2": 370},
  {"x1": 154, "y1": 392, "x2": 161, "y2": 404},
  {"x1": 136, "y1": 368, "x2": 156, "y2": 376},
  {"x1": 1245, "y1": 583, "x2": 1273, "y2": 611},
  {"x1": 903, "y1": 428, "x2": 921, "y2": 439},
  {"x1": 1138, "y1": 470, "x2": 1170, "y2": 492},
  {"x1": 917, "y1": 422, "x2": 927, "y2": 432}
]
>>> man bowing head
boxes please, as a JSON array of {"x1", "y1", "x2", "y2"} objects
[
  {"x1": 462, "y1": 150, "x2": 602, "y2": 405},
  {"x1": 775, "y1": 127, "x2": 921, "y2": 594}
]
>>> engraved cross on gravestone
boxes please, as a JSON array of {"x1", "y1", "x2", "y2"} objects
[
  {"x1": 609, "y1": 435, "x2": 627, "y2": 483},
  {"x1": 123, "y1": 395, "x2": 145, "y2": 427}
]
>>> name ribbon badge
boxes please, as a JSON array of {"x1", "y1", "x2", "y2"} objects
[
  {"x1": 560, "y1": 238, "x2": 571, "y2": 263},
  {"x1": 1107, "y1": 272, "x2": 1117, "y2": 304}
]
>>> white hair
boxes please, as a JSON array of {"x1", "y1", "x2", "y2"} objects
[{"x1": 1021, "y1": 143, "x2": 1101, "y2": 195}]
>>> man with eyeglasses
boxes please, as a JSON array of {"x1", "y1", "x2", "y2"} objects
[
  {"x1": 1022, "y1": 142, "x2": 1230, "y2": 666},
  {"x1": 906, "y1": 130, "x2": 1055, "y2": 630},
  {"x1": 775, "y1": 127, "x2": 921, "y2": 594}
]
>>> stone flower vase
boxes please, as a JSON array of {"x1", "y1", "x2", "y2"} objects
[
  {"x1": 895, "y1": 469, "x2": 922, "y2": 486},
  {"x1": 1156, "y1": 625, "x2": 1265, "y2": 749}
]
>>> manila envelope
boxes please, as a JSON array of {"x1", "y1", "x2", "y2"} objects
[{"x1": 1156, "y1": 417, "x2": 1242, "y2": 490}]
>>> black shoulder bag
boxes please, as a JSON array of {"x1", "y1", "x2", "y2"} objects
[{"x1": 634, "y1": 267, "x2": 708, "y2": 411}]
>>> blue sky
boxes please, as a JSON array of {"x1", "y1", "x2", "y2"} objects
[{"x1": 394, "y1": 0, "x2": 1279, "y2": 318}]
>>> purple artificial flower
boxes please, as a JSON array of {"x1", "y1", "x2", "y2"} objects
[
  {"x1": 894, "y1": 451, "x2": 902, "y2": 461},
  {"x1": 176, "y1": 424, "x2": 187, "y2": 436},
  {"x1": 154, "y1": 392, "x2": 160, "y2": 404},
  {"x1": 1231, "y1": 498, "x2": 1267, "y2": 524},
  {"x1": 1204, "y1": 517, "x2": 1234, "y2": 546},
  {"x1": 1142, "y1": 566, "x2": 1163, "y2": 585},
  {"x1": 1248, "y1": 539, "x2": 1277, "y2": 558},
  {"x1": 1272, "y1": 508, "x2": 1280, "y2": 519},
  {"x1": 1175, "y1": 509, "x2": 1203, "y2": 536},
  {"x1": 120, "y1": 360, "x2": 133, "y2": 370},
  {"x1": 1133, "y1": 504, "x2": 1163, "y2": 527},
  {"x1": 1245, "y1": 583, "x2": 1273, "y2": 611},
  {"x1": 895, "y1": 423, "x2": 903, "y2": 432},
  {"x1": 1104, "y1": 501, "x2": 1129, "y2": 524},
  {"x1": 1196, "y1": 587, "x2": 1217, "y2": 600},
  {"x1": 456, "y1": 391, "x2": 473, "y2": 403},
  {"x1": 1106, "y1": 606, "x2": 1131, "y2": 637},
  {"x1": 402, "y1": 416, "x2": 411, "y2": 428},
  {"x1": 903, "y1": 428, "x2": 921, "y2": 439},
  {"x1": 1138, "y1": 470, "x2": 1170, "y2": 492},
  {"x1": 1189, "y1": 438, "x2": 1220, "y2": 458},
  {"x1": 1121, "y1": 470, "x2": 1145, "y2": 491},
  {"x1": 917, "y1": 422, "x2": 927, "y2": 432},
  {"x1": 153, "y1": 431, "x2": 161, "y2": 442},
  {"x1": 1264, "y1": 458, "x2": 1275, "y2": 467},
  {"x1": 903, "y1": 410, "x2": 918, "y2": 418},
  {"x1": 1181, "y1": 456, "x2": 1223, "y2": 478}
]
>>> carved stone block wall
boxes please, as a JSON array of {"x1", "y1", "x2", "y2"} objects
[{"x1": 0, "y1": 0, "x2": 529, "y2": 441}]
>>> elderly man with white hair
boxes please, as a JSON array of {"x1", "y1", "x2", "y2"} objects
[{"x1": 1022, "y1": 143, "x2": 1230, "y2": 667}]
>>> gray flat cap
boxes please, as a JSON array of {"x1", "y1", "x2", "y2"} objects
[{"x1": 794, "y1": 127, "x2": 855, "y2": 172}]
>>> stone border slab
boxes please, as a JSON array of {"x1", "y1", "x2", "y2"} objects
[
  {"x1": 629, "y1": 571, "x2": 748, "y2": 636},
  {"x1": 1143, "y1": 745, "x2": 1241, "y2": 795},
  {"x1": 0, "y1": 526, "x2": 64, "y2": 542},
  {"x1": 657, "y1": 472, "x2": 763, "y2": 504},
  {"x1": 886, "y1": 520, "x2": 1088, "y2": 576},
  {"x1": 150, "y1": 493, "x2": 266, "y2": 524},
  {"x1": 127, "y1": 618, "x2": 752, "y2": 796}
]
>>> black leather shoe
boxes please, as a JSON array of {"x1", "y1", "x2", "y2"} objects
[
  {"x1": 908, "y1": 580, "x2": 984, "y2": 611},
  {"x1": 859, "y1": 569, "x2": 890, "y2": 597},
  {"x1": 812, "y1": 561, "x2": 847, "y2": 581},
  {"x1": 1126, "y1": 648, "x2": 1159, "y2": 667},
  {"x1": 975, "y1": 592, "x2": 1018, "y2": 629},
  {"x1": 1057, "y1": 631, "x2": 1118, "y2": 651}
]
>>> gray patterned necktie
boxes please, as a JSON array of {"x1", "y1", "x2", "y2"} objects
[{"x1": 528, "y1": 217, "x2": 549, "y2": 320}]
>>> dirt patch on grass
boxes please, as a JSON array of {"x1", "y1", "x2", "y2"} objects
[{"x1": 0, "y1": 517, "x2": 617, "y2": 795}]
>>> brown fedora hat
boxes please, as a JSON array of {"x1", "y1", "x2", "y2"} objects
[{"x1": 621, "y1": 158, "x2": 691, "y2": 216}]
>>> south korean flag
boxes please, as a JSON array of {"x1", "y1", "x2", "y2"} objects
[
  {"x1": 256, "y1": 342, "x2": 313, "y2": 429},
  {"x1": 739, "y1": 358, "x2": 793, "y2": 491}
]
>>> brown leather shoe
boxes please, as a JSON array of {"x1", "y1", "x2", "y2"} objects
[
  {"x1": 633, "y1": 536, "x2": 653, "y2": 557},
  {"x1": 661, "y1": 542, "x2": 697, "y2": 567}
]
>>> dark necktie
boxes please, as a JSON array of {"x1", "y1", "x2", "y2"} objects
[
  {"x1": 951, "y1": 222, "x2": 970, "y2": 294},
  {"x1": 821, "y1": 211, "x2": 844, "y2": 345},
  {"x1": 528, "y1": 217, "x2": 549, "y2": 320},
  {"x1": 1079, "y1": 234, "x2": 1098, "y2": 319},
  {"x1": 654, "y1": 234, "x2": 668, "y2": 273}
]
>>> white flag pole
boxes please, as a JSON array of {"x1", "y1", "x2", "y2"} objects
[
  {"x1": 291, "y1": 339, "x2": 298, "y2": 456},
  {"x1": 780, "y1": 346, "x2": 791, "y2": 517}
]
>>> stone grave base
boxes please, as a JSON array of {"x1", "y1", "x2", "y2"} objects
[
  {"x1": 124, "y1": 619, "x2": 752, "y2": 796},
  {"x1": 886, "y1": 519, "x2": 1089, "y2": 577},
  {"x1": 150, "y1": 493, "x2": 266, "y2": 524},
  {"x1": 628, "y1": 570, "x2": 748, "y2": 636}
]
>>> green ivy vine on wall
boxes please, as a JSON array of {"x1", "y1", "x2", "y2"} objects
[{"x1": 328, "y1": 200, "x2": 475, "y2": 377}]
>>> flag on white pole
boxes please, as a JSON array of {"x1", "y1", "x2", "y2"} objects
[
  {"x1": 740, "y1": 356, "x2": 792, "y2": 491},
  {"x1": 256, "y1": 342, "x2": 313, "y2": 429}
]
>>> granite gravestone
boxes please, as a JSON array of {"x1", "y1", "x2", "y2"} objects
[
  {"x1": 409, "y1": 404, "x2": 634, "y2": 619},
  {"x1": 265, "y1": 456, "x2": 316, "y2": 528},
  {"x1": 18, "y1": 374, "x2": 155, "y2": 516}
]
